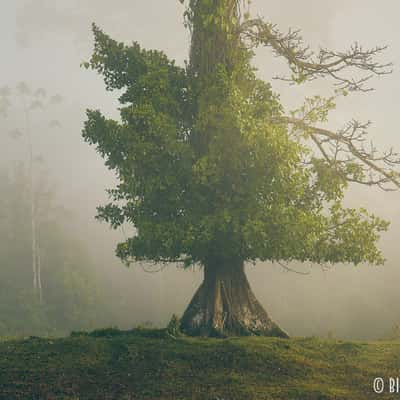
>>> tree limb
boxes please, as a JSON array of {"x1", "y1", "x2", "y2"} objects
[
  {"x1": 275, "y1": 261, "x2": 311, "y2": 275},
  {"x1": 240, "y1": 18, "x2": 393, "y2": 92},
  {"x1": 272, "y1": 115, "x2": 400, "y2": 190}
]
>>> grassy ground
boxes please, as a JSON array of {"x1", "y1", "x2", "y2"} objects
[{"x1": 0, "y1": 328, "x2": 399, "y2": 399}]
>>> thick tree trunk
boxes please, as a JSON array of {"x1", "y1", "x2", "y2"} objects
[{"x1": 180, "y1": 260, "x2": 289, "y2": 338}]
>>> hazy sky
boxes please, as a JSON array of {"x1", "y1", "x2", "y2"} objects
[{"x1": 2, "y1": 0, "x2": 400, "y2": 339}]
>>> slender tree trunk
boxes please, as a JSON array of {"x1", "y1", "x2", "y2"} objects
[
  {"x1": 31, "y1": 189, "x2": 37, "y2": 294},
  {"x1": 37, "y1": 241, "x2": 43, "y2": 305},
  {"x1": 180, "y1": 259, "x2": 289, "y2": 338},
  {"x1": 22, "y1": 97, "x2": 42, "y2": 302}
]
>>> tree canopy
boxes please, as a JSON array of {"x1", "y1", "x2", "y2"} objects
[{"x1": 83, "y1": 1, "x2": 395, "y2": 270}]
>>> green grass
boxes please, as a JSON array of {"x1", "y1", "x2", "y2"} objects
[{"x1": 0, "y1": 328, "x2": 399, "y2": 399}]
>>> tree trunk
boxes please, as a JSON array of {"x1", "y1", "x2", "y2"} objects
[
  {"x1": 36, "y1": 241, "x2": 43, "y2": 305},
  {"x1": 180, "y1": 260, "x2": 289, "y2": 338},
  {"x1": 23, "y1": 97, "x2": 38, "y2": 298}
]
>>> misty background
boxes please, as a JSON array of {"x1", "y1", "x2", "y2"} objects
[{"x1": 1, "y1": 0, "x2": 400, "y2": 339}]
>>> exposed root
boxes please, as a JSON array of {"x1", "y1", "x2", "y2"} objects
[{"x1": 180, "y1": 261, "x2": 289, "y2": 338}]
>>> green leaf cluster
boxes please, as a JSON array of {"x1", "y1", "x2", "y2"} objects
[{"x1": 83, "y1": 10, "x2": 388, "y2": 268}]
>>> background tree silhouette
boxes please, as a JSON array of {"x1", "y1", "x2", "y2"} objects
[{"x1": 2, "y1": 82, "x2": 64, "y2": 304}]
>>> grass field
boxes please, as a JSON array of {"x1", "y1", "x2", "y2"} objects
[{"x1": 0, "y1": 328, "x2": 399, "y2": 399}]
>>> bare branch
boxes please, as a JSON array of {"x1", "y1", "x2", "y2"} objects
[
  {"x1": 123, "y1": 256, "x2": 190, "y2": 268},
  {"x1": 240, "y1": 19, "x2": 393, "y2": 92},
  {"x1": 140, "y1": 262, "x2": 168, "y2": 274},
  {"x1": 275, "y1": 261, "x2": 311, "y2": 275},
  {"x1": 272, "y1": 115, "x2": 400, "y2": 190}
]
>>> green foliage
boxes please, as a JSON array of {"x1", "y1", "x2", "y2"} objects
[
  {"x1": 83, "y1": 4, "x2": 388, "y2": 269},
  {"x1": 166, "y1": 314, "x2": 183, "y2": 338}
]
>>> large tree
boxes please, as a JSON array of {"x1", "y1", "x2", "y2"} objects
[{"x1": 83, "y1": 0, "x2": 399, "y2": 337}]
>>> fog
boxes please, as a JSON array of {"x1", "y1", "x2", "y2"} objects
[{"x1": 1, "y1": 0, "x2": 400, "y2": 339}]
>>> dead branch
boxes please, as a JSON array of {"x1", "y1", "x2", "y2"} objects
[
  {"x1": 272, "y1": 115, "x2": 400, "y2": 190},
  {"x1": 240, "y1": 18, "x2": 393, "y2": 92},
  {"x1": 275, "y1": 261, "x2": 311, "y2": 275}
]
